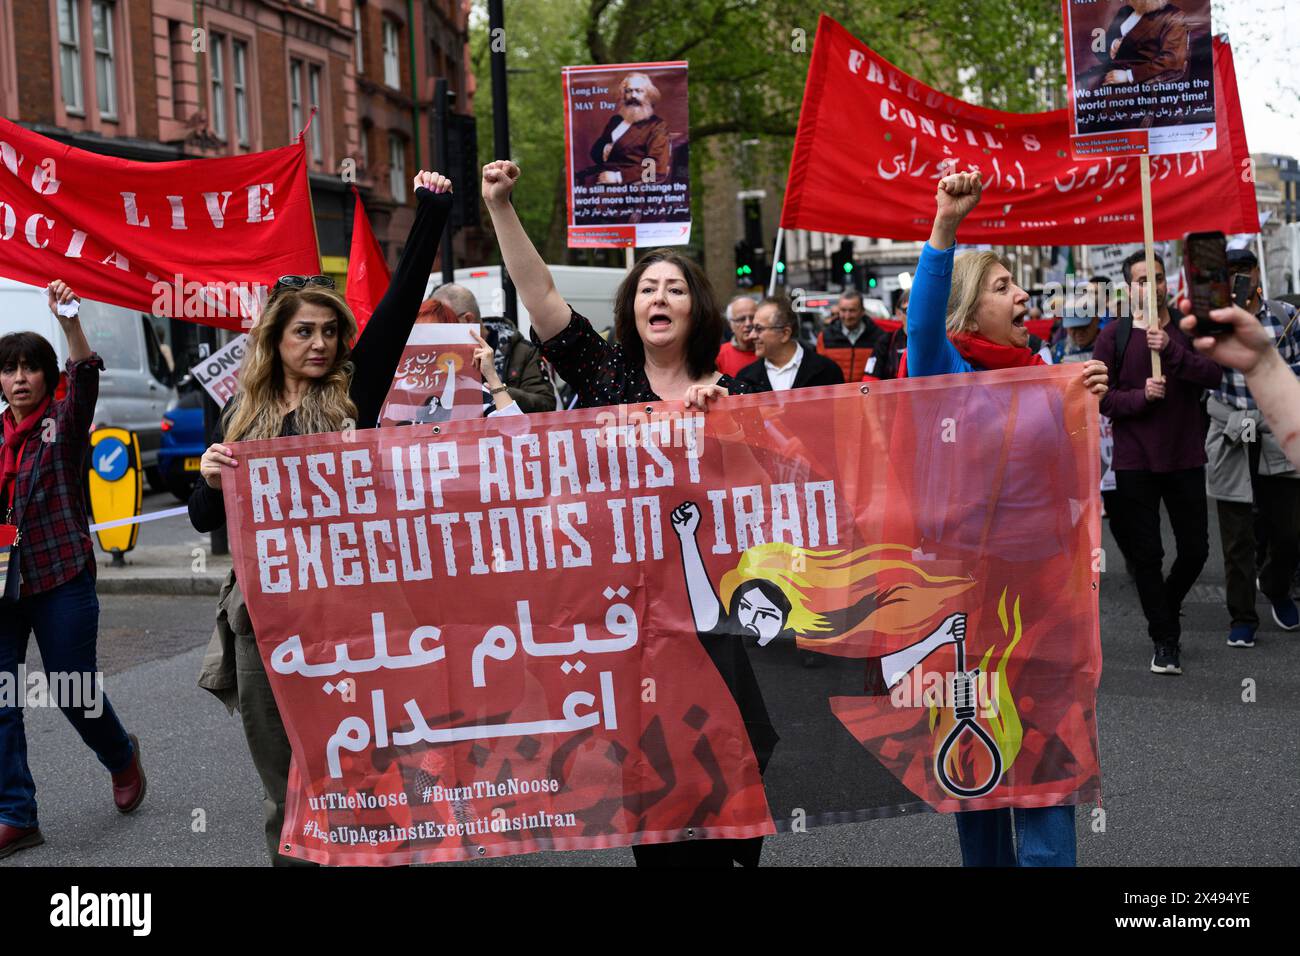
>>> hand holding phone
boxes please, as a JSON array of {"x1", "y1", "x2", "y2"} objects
[
  {"x1": 1231, "y1": 272, "x2": 1255, "y2": 310},
  {"x1": 1184, "y1": 231, "x2": 1233, "y2": 337}
]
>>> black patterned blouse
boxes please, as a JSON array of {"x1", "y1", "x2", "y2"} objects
[{"x1": 532, "y1": 309, "x2": 757, "y2": 409}]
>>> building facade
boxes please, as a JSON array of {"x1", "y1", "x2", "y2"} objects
[{"x1": 0, "y1": 0, "x2": 482, "y2": 362}]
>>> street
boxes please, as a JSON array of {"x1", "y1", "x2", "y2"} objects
[{"x1": 5, "y1": 495, "x2": 1296, "y2": 867}]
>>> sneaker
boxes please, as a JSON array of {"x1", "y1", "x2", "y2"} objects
[
  {"x1": 1150, "y1": 644, "x2": 1182, "y2": 675},
  {"x1": 1227, "y1": 625, "x2": 1257, "y2": 648},
  {"x1": 1270, "y1": 597, "x2": 1299, "y2": 631}
]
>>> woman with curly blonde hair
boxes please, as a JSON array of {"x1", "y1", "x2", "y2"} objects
[{"x1": 189, "y1": 171, "x2": 454, "y2": 865}]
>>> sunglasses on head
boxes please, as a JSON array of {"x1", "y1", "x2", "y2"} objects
[{"x1": 270, "y1": 274, "x2": 336, "y2": 299}]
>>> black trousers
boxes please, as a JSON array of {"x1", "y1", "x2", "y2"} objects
[
  {"x1": 1112, "y1": 467, "x2": 1209, "y2": 645},
  {"x1": 1216, "y1": 446, "x2": 1300, "y2": 627}
]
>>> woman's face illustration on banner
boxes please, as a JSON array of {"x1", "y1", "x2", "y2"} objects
[
  {"x1": 635, "y1": 261, "x2": 693, "y2": 354},
  {"x1": 278, "y1": 303, "x2": 340, "y2": 380},
  {"x1": 733, "y1": 584, "x2": 787, "y2": 646}
]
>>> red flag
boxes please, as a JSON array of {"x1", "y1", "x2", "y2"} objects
[
  {"x1": 345, "y1": 187, "x2": 391, "y2": 335},
  {"x1": 0, "y1": 117, "x2": 319, "y2": 331},
  {"x1": 781, "y1": 17, "x2": 1257, "y2": 244}
]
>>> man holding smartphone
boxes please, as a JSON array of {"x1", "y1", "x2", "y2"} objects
[
  {"x1": 1204, "y1": 249, "x2": 1300, "y2": 647},
  {"x1": 1093, "y1": 250, "x2": 1223, "y2": 676}
]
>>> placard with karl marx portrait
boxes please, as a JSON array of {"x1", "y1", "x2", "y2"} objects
[
  {"x1": 1061, "y1": 0, "x2": 1217, "y2": 159},
  {"x1": 562, "y1": 61, "x2": 691, "y2": 248}
]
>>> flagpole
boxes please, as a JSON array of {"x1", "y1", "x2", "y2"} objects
[
  {"x1": 1139, "y1": 155, "x2": 1162, "y2": 380},
  {"x1": 767, "y1": 227, "x2": 785, "y2": 297},
  {"x1": 1256, "y1": 232, "x2": 1269, "y2": 300},
  {"x1": 488, "y1": 0, "x2": 517, "y2": 325}
]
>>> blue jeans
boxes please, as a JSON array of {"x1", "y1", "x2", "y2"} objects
[
  {"x1": 0, "y1": 569, "x2": 134, "y2": 829},
  {"x1": 955, "y1": 805, "x2": 1077, "y2": 866}
]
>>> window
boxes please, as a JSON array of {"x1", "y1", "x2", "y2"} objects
[
  {"x1": 359, "y1": 124, "x2": 369, "y2": 170},
  {"x1": 389, "y1": 135, "x2": 406, "y2": 203},
  {"x1": 308, "y1": 65, "x2": 323, "y2": 159},
  {"x1": 210, "y1": 34, "x2": 226, "y2": 138},
  {"x1": 233, "y1": 40, "x2": 249, "y2": 147},
  {"x1": 382, "y1": 19, "x2": 400, "y2": 89},
  {"x1": 208, "y1": 30, "x2": 252, "y2": 149},
  {"x1": 353, "y1": 5, "x2": 364, "y2": 73},
  {"x1": 57, "y1": 0, "x2": 84, "y2": 113},
  {"x1": 91, "y1": 0, "x2": 116, "y2": 119},
  {"x1": 289, "y1": 59, "x2": 303, "y2": 138},
  {"x1": 167, "y1": 19, "x2": 186, "y2": 118}
]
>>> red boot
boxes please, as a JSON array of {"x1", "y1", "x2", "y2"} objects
[
  {"x1": 0, "y1": 823, "x2": 44, "y2": 860},
  {"x1": 112, "y1": 734, "x2": 147, "y2": 814}
]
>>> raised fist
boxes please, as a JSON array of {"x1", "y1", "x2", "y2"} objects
[
  {"x1": 935, "y1": 171, "x2": 983, "y2": 224},
  {"x1": 413, "y1": 170, "x2": 451, "y2": 194},
  {"x1": 47, "y1": 279, "x2": 79, "y2": 320},
  {"x1": 481, "y1": 160, "x2": 520, "y2": 207},
  {"x1": 670, "y1": 501, "x2": 701, "y2": 537},
  {"x1": 939, "y1": 612, "x2": 968, "y2": 643}
]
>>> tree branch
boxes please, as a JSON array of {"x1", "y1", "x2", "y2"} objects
[{"x1": 586, "y1": 0, "x2": 613, "y2": 63}]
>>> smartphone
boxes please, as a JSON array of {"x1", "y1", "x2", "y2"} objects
[
  {"x1": 1231, "y1": 272, "x2": 1255, "y2": 309},
  {"x1": 1184, "y1": 231, "x2": 1233, "y2": 336}
]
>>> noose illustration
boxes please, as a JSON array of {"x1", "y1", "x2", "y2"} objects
[{"x1": 934, "y1": 616, "x2": 1003, "y2": 798}]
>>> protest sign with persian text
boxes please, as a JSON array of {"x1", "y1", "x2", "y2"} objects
[
  {"x1": 782, "y1": 17, "x2": 1255, "y2": 245},
  {"x1": 225, "y1": 368, "x2": 1102, "y2": 864}
]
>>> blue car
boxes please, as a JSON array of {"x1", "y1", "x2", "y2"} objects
[{"x1": 158, "y1": 377, "x2": 208, "y2": 501}]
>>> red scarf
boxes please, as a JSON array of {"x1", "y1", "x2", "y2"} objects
[
  {"x1": 2, "y1": 396, "x2": 52, "y2": 508},
  {"x1": 950, "y1": 332, "x2": 1046, "y2": 370}
]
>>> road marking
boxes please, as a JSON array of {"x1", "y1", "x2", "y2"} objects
[{"x1": 90, "y1": 505, "x2": 189, "y2": 531}]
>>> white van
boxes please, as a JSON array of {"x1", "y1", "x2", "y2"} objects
[
  {"x1": 424, "y1": 265, "x2": 628, "y2": 337},
  {"x1": 0, "y1": 278, "x2": 177, "y2": 485}
]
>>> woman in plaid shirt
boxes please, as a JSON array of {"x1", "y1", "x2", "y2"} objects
[{"x1": 0, "y1": 280, "x2": 145, "y2": 860}]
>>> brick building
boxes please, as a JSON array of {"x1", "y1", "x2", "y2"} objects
[{"x1": 0, "y1": 0, "x2": 482, "y2": 360}]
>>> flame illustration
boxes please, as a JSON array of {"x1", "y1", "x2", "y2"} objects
[{"x1": 718, "y1": 542, "x2": 975, "y2": 650}]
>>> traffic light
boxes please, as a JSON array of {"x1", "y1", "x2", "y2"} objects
[
  {"x1": 734, "y1": 240, "x2": 755, "y2": 286},
  {"x1": 831, "y1": 238, "x2": 855, "y2": 287},
  {"x1": 774, "y1": 259, "x2": 786, "y2": 286}
]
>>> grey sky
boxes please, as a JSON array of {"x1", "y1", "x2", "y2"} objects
[{"x1": 1213, "y1": 0, "x2": 1299, "y2": 158}]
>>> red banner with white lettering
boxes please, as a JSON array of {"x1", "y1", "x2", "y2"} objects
[
  {"x1": 781, "y1": 16, "x2": 1256, "y2": 244},
  {"x1": 224, "y1": 367, "x2": 1102, "y2": 865},
  {"x1": 0, "y1": 118, "x2": 320, "y2": 331}
]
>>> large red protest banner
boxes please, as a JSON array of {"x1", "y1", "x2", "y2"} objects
[
  {"x1": 0, "y1": 118, "x2": 320, "y2": 331},
  {"x1": 225, "y1": 367, "x2": 1102, "y2": 865},
  {"x1": 781, "y1": 16, "x2": 1256, "y2": 244}
]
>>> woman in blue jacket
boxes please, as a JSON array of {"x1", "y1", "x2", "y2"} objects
[{"x1": 906, "y1": 170, "x2": 1108, "y2": 866}]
